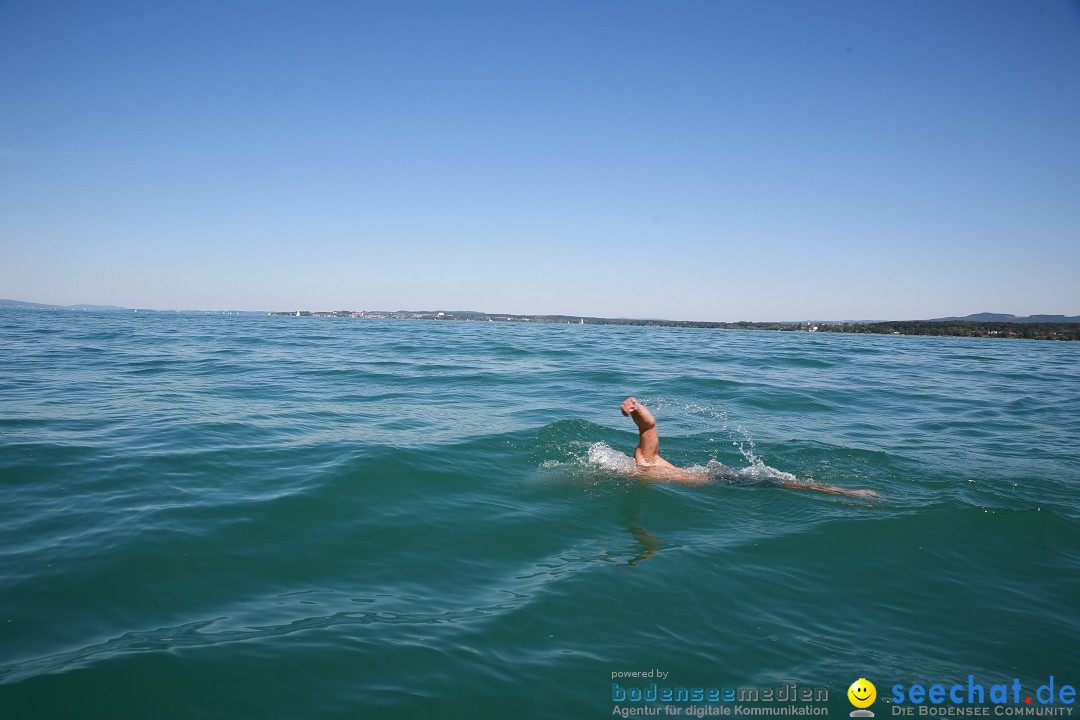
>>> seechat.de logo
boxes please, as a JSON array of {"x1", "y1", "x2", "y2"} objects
[{"x1": 849, "y1": 678, "x2": 877, "y2": 717}]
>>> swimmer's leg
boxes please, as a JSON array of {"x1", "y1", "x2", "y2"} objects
[
  {"x1": 715, "y1": 467, "x2": 876, "y2": 498},
  {"x1": 777, "y1": 480, "x2": 878, "y2": 499}
]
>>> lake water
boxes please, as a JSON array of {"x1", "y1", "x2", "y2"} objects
[{"x1": 1, "y1": 311, "x2": 1078, "y2": 719}]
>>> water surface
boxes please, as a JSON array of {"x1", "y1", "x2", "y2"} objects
[{"x1": 1, "y1": 311, "x2": 1077, "y2": 718}]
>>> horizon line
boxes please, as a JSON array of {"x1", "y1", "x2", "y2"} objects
[{"x1": 3, "y1": 298, "x2": 1079, "y2": 325}]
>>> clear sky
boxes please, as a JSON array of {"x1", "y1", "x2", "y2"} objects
[{"x1": 1, "y1": 0, "x2": 1078, "y2": 320}]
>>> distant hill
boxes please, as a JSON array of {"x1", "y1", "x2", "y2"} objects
[
  {"x1": 0, "y1": 298, "x2": 63, "y2": 309},
  {"x1": 0, "y1": 299, "x2": 262, "y2": 314},
  {"x1": 931, "y1": 312, "x2": 1080, "y2": 323},
  {"x1": 0, "y1": 298, "x2": 128, "y2": 311},
  {"x1": 65, "y1": 303, "x2": 130, "y2": 311}
]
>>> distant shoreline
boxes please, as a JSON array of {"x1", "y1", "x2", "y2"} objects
[
  {"x1": 267, "y1": 310, "x2": 1080, "y2": 341},
  {"x1": 3, "y1": 301, "x2": 1077, "y2": 340}
]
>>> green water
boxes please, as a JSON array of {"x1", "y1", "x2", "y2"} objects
[{"x1": 1, "y1": 311, "x2": 1077, "y2": 718}]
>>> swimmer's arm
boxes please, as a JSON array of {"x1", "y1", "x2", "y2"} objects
[{"x1": 621, "y1": 397, "x2": 660, "y2": 463}]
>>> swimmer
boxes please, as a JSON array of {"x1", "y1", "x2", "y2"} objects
[{"x1": 620, "y1": 397, "x2": 877, "y2": 498}]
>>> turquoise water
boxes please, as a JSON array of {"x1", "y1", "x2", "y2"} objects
[{"x1": 1, "y1": 311, "x2": 1078, "y2": 719}]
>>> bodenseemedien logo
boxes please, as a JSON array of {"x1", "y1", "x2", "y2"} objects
[{"x1": 849, "y1": 678, "x2": 877, "y2": 717}]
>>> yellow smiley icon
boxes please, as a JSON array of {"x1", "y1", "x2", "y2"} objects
[{"x1": 848, "y1": 678, "x2": 876, "y2": 709}]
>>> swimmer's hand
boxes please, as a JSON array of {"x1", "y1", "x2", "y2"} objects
[{"x1": 620, "y1": 397, "x2": 639, "y2": 417}]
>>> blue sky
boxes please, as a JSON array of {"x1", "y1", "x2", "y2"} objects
[{"x1": 1, "y1": 0, "x2": 1078, "y2": 320}]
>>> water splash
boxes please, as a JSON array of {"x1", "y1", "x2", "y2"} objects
[
  {"x1": 690, "y1": 458, "x2": 801, "y2": 487},
  {"x1": 637, "y1": 397, "x2": 761, "y2": 465},
  {"x1": 570, "y1": 399, "x2": 823, "y2": 490},
  {"x1": 573, "y1": 443, "x2": 808, "y2": 489},
  {"x1": 586, "y1": 442, "x2": 637, "y2": 474},
  {"x1": 536, "y1": 403, "x2": 824, "y2": 491}
]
